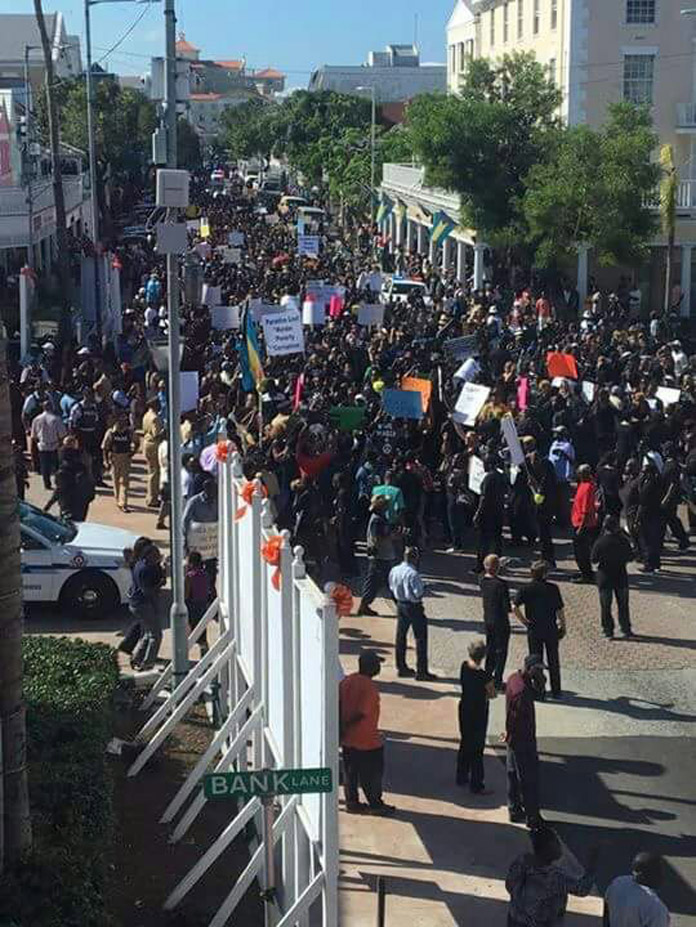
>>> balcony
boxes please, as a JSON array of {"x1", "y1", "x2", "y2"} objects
[
  {"x1": 676, "y1": 103, "x2": 696, "y2": 132},
  {"x1": 646, "y1": 178, "x2": 696, "y2": 213}
]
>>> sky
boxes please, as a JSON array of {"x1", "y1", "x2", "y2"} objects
[{"x1": 11, "y1": 0, "x2": 454, "y2": 87}]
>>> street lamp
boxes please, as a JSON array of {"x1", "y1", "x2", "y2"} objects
[{"x1": 356, "y1": 85, "x2": 376, "y2": 227}]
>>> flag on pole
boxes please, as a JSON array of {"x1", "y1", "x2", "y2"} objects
[
  {"x1": 376, "y1": 194, "x2": 394, "y2": 224},
  {"x1": 430, "y1": 211, "x2": 456, "y2": 249},
  {"x1": 240, "y1": 303, "x2": 264, "y2": 391}
]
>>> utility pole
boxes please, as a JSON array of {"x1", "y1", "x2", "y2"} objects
[
  {"x1": 163, "y1": 0, "x2": 188, "y2": 685},
  {"x1": 84, "y1": 0, "x2": 102, "y2": 338}
]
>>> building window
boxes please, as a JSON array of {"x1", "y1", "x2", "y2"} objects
[
  {"x1": 623, "y1": 54, "x2": 655, "y2": 104},
  {"x1": 450, "y1": 44, "x2": 456, "y2": 74},
  {"x1": 533, "y1": 0, "x2": 541, "y2": 34},
  {"x1": 548, "y1": 57, "x2": 556, "y2": 83},
  {"x1": 518, "y1": 0, "x2": 524, "y2": 38},
  {"x1": 466, "y1": 39, "x2": 475, "y2": 60},
  {"x1": 503, "y1": 2, "x2": 510, "y2": 42},
  {"x1": 626, "y1": 0, "x2": 656, "y2": 24},
  {"x1": 459, "y1": 42, "x2": 466, "y2": 71},
  {"x1": 551, "y1": 0, "x2": 558, "y2": 28},
  {"x1": 490, "y1": 7, "x2": 495, "y2": 45}
]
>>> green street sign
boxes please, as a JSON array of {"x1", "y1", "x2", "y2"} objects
[{"x1": 203, "y1": 767, "x2": 333, "y2": 800}]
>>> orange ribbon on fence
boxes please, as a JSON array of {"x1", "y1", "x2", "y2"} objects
[
  {"x1": 261, "y1": 535, "x2": 283, "y2": 590},
  {"x1": 329, "y1": 583, "x2": 354, "y2": 617},
  {"x1": 235, "y1": 480, "x2": 268, "y2": 520},
  {"x1": 215, "y1": 440, "x2": 231, "y2": 462}
]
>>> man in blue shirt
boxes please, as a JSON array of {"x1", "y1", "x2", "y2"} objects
[
  {"x1": 548, "y1": 426, "x2": 575, "y2": 530},
  {"x1": 388, "y1": 548, "x2": 436, "y2": 681}
]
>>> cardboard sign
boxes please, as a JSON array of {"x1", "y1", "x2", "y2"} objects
[
  {"x1": 517, "y1": 376, "x2": 529, "y2": 411},
  {"x1": 223, "y1": 247, "x2": 241, "y2": 265},
  {"x1": 401, "y1": 376, "x2": 432, "y2": 413},
  {"x1": 202, "y1": 284, "x2": 222, "y2": 308},
  {"x1": 228, "y1": 231, "x2": 245, "y2": 246},
  {"x1": 501, "y1": 414, "x2": 526, "y2": 467},
  {"x1": 211, "y1": 305, "x2": 240, "y2": 330},
  {"x1": 298, "y1": 235, "x2": 320, "y2": 257},
  {"x1": 302, "y1": 300, "x2": 325, "y2": 326},
  {"x1": 200, "y1": 218, "x2": 210, "y2": 239},
  {"x1": 445, "y1": 335, "x2": 478, "y2": 359},
  {"x1": 581, "y1": 381, "x2": 596, "y2": 404},
  {"x1": 452, "y1": 382, "x2": 490, "y2": 427},
  {"x1": 329, "y1": 406, "x2": 367, "y2": 432},
  {"x1": 454, "y1": 358, "x2": 481, "y2": 383},
  {"x1": 262, "y1": 307, "x2": 305, "y2": 356},
  {"x1": 187, "y1": 521, "x2": 218, "y2": 560},
  {"x1": 656, "y1": 386, "x2": 681, "y2": 407},
  {"x1": 383, "y1": 389, "x2": 424, "y2": 420},
  {"x1": 358, "y1": 303, "x2": 385, "y2": 327},
  {"x1": 546, "y1": 351, "x2": 578, "y2": 380},
  {"x1": 180, "y1": 371, "x2": 199, "y2": 413},
  {"x1": 468, "y1": 455, "x2": 486, "y2": 495}
]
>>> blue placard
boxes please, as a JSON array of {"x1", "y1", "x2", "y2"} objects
[{"x1": 383, "y1": 389, "x2": 424, "y2": 420}]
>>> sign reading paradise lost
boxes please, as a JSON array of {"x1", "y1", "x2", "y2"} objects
[{"x1": 203, "y1": 767, "x2": 333, "y2": 800}]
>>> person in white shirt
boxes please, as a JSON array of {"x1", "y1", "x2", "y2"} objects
[
  {"x1": 604, "y1": 852, "x2": 670, "y2": 926},
  {"x1": 30, "y1": 400, "x2": 67, "y2": 489}
]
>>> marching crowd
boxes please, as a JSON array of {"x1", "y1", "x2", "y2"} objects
[{"x1": 13, "y1": 164, "x2": 687, "y2": 925}]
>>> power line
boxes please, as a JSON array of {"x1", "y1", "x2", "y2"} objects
[{"x1": 93, "y1": 2, "x2": 156, "y2": 68}]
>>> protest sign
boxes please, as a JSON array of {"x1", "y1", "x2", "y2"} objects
[
  {"x1": 298, "y1": 235, "x2": 320, "y2": 257},
  {"x1": 552, "y1": 376, "x2": 575, "y2": 389},
  {"x1": 329, "y1": 406, "x2": 367, "y2": 432},
  {"x1": 517, "y1": 377, "x2": 529, "y2": 411},
  {"x1": 383, "y1": 389, "x2": 424, "y2": 420},
  {"x1": 211, "y1": 306, "x2": 240, "y2": 330},
  {"x1": 186, "y1": 219, "x2": 201, "y2": 232},
  {"x1": 454, "y1": 357, "x2": 481, "y2": 383},
  {"x1": 265, "y1": 213, "x2": 280, "y2": 226},
  {"x1": 581, "y1": 381, "x2": 596, "y2": 404},
  {"x1": 501, "y1": 414, "x2": 526, "y2": 466},
  {"x1": 358, "y1": 303, "x2": 384, "y2": 327},
  {"x1": 200, "y1": 218, "x2": 210, "y2": 238},
  {"x1": 468, "y1": 456, "x2": 486, "y2": 495},
  {"x1": 262, "y1": 307, "x2": 305, "y2": 357},
  {"x1": 401, "y1": 376, "x2": 432, "y2": 413},
  {"x1": 180, "y1": 371, "x2": 199, "y2": 413},
  {"x1": 445, "y1": 335, "x2": 479, "y2": 359},
  {"x1": 202, "y1": 284, "x2": 221, "y2": 307},
  {"x1": 223, "y1": 247, "x2": 241, "y2": 265},
  {"x1": 656, "y1": 386, "x2": 681, "y2": 407},
  {"x1": 452, "y1": 382, "x2": 490, "y2": 427},
  {"x1": 302, "y1": 300, "x2": 325, "y2": 326},
  {"x1": 546, "y1": 352, "x2": 578, "y2": 380},
  {"x1": 228, "y1": 231, "x2": 245, "y2": 246},
  {"x1": 187, "y1": 521, "x2": 218, "y2": 560}
]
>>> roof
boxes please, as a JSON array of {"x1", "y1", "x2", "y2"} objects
[
  {"x1": 215, "y1": 60, "x2": 244, "y2": 71},
  {"x1": 0, "y1": 13, "x2": 59, "y2": 62},
  {"x1": 189, "y1": 92, "x2": 222, "y2": 101},
  {"x1": 254, "y1": 68, "x2": 284, "y2": 79},
  {"x1": 175, "y1": 33, "x2": 199, "y2": 52}
]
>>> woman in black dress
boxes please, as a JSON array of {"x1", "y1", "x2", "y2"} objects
[{"x1": 456, "y1": 639, "x2": 494, "y2": 794}]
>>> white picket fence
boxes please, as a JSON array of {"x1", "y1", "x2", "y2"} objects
[{"x1": 127, "y1": 451, "x2": 340, "y2": 927}]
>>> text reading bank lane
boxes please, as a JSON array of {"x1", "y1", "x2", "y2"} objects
[{"x1": 204, "y1": 767, "x2": 333, "y2": 800}]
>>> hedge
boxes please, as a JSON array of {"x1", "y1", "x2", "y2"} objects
[{"x1": 0, "y1": 636, "x2": 120, "y2": 927}]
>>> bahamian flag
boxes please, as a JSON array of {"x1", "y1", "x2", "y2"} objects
[
  {"x1": 376, "y1": 194, "x2": 394, "y2": 224},
  {"x1": 430, "y1": 210, "x2": 456, "y2": 248},
  {"x1": 240, "y1": 302, "x2": 264, "y2": 391}
]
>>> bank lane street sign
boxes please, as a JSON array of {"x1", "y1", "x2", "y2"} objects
[{"x1": 203, "y1": 766, "x2": 333, "y2": 801}]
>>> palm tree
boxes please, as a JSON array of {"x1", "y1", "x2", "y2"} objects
[
  {"x1": 0, "y1": 338, "x2": 31, "y2": 868},
  {"x1": 659, "y1": 144, "x2": 677, "y2": 315}
]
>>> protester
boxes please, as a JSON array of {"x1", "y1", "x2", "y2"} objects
[
  {"x1": 513, "y1": 562, "x2": 566, "y2": 700},
  {"x1": 456, "y1": 638, "x2": 493, "y2": 793},
  {"x1": 357, "y1": 496, "x2": 396, "y2": 617},
  {"x1": 591, "y1": 515, "x2": 634, "y2": 639},
  {"x1": 571, "y1": 465, "x2": 600, "y2": 583},
  {"x1": 604, "y1": 852, "x2": 670, "y2": 926},
  {"x1": 388, "y1": 547, "x2": 436, "y2": 681},
  {"x1": 185, "y1": 550, "x2": 211, "y2": 656},
  {"x1": 479, "y1": 553, "x2": 512, "y2": 690},
  {"x1": 30, "y1": 399, "x2": 67, "y2": 490},
  {"x1": 505, "y1": 654, "x2": 546, "y2": 828},
  {"x1": 141, "y1": 397, "x2": 165, "y2": 508}
]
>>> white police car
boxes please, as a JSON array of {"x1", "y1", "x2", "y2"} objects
[
  {"x1": 381, "y1": 276, "x2": 431, "y2": 307},
  {"x1": 20, "y1": 502, "x2": 138, "y2": 618}
]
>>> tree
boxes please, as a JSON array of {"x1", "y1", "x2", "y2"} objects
[
  {"x1": 660, "y1": 144, "x2": 677, "y2": 313},
  {"x1": 407, "y1": 53, "x2": 561, "y2": 242},
  {"x1": 220, "y1": 99, "x2": 278, "y2": 161},
  {"x1": 522, "y1": 103, "x2": 660, "y2": 269},
  {"x1": 0, "y1": 338, "x2": 31, "y2": 867}
]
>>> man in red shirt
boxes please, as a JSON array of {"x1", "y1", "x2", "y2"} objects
[
  {"x1": 339, "y1": 650, "x2": 395, "y2": 815},
  {"x1": 571, "y1": 465, "x2": 599, "y2": 583}
]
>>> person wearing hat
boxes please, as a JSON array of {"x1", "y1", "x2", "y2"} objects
[
  {"x1": 513, "y1": 561, "x2": 566, "y2": 699},
  {"x1": 357, "y1": 495, "x2": 397, "y2": 616},
  {"x1": 505, "y1": 653, "x2": 547, "y2": 827},
  {"x1": 388, "y1": 547, "x2": 436, "y2": 681},
  {"x1": 339, "y1": 650, "x2": 395, "y2": 815},
  {"x1": 604, "y1": 852, "x2": 670, "y2": 926}
]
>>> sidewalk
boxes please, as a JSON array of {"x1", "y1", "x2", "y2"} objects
[{"x1": 338, "y1": 606, "x2": 604, "y2": 926}]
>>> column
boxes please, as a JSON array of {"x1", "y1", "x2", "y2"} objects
[
  {"x1": 456, "y1": 240, "x2": 467, "y2": 283},
  {"x1": 473, "y1": 243, "x2": 486, "y2": 291},
  {"x1": 681, "y1": 244, "x2": 693, "y2": 317},
  {"x1": 577, "y1": 243, "x2": 590, "y2": 307},
  {"x1": 429, "y1": 232, "x2": 436, "y2": 265},
  {"x1": 389, "y1": 213, "x2": 397, "y2": 252},
  {"x1": 416, "y1": 222, "x2": 427, "y2": 255},
  {"x1": 394, "y1": 213, "x2": 403, "y2": 249},
  {"x1": 405, "y1": 219, "x2": 414, "y2": 253}
]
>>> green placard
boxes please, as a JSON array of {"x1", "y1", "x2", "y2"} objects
[
  {"x1": 203, "y1": 767, "x2": 333, "y2": 800},
  {"x1": 329, "y1": 406, "x2": 366, "y2": 432}
]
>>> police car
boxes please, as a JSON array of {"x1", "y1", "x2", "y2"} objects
[
  {"x1": 20, "y1": 502, "x2": 138, "y2": 619},
  {"x1": 381, "y1": 276, "x2": 431, "y2": 307}
]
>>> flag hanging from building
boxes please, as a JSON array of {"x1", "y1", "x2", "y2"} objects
[
  {"x1": 430, "y1": 211, "x2": 456, "y2": 249},
  {"x1": 376, "y1": 194, "x2": 394, "y2": 224},
  {"x1": 240, "y1": 303, "x2": 264, "y2": 391},
  {"x1": 395, "y1": 199, "x2": 407, "y2": 222}
]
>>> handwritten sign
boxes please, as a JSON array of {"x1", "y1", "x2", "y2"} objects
[
  {"x1": 501, "y1": 415, "x2": 526, "y2": 467},
  {"x1": 298, "y1": 235, "x2": 320, "y2": 257},
  {"x1": 358, "y1": 304, "x2": 384, "y2": 327},
  {"x1": 329, "y1": 406, "x2": 366, "y2": 432},
  {"x1": 262, "y1": 307, "x2": 305, "y2": 357},
  {"x1": 468, "y1": 456, "x2": 486, "y2": 495},
  {"x1": 581, "y1": 381, "x2": 596, "y2": 404},
  {"x1": 383, "y1": 389, "x2": 424, "y2": 420},
  {"x1": 452, "y1": 383, "x2": 490, "y2": 427},
  {"x1": 401, "y1": 376, "x2": 432, "y2": 413},
  {"x1": 187, "y1": 521, "x2": 218, "y2": 560},
  {"x1": 211, "y1": 305, "x2": 240, "y2": 330},
  {"x1": 656, "y1": 386, "x2": 681, "y2": 407},
  {"x1": 202, "y1": 284, "x2": 222, "y2": 307}
]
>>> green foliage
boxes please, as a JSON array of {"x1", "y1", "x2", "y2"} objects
[
  {"x1": 522, "y1": 103, "x2": 660, "y2": 267},
  {"x1": 407, "y1": 53, "x2": 561, "y2": 241},
  {"x1": 0, "y1": 636, "x2": 119, "y2": 927}
]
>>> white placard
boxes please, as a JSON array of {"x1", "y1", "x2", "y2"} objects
[
  {"x1": 302, "y1": 301, "x2": 325, "y2": 326},
  {"x1": 262, "y1": 307, "x2": 305, "y2": 356},
  {"x1": 187, "y1": 521, "x2": 218, "y2": 560},
  {"x1": 468, "y1": 455, "x2": 486, "y2": 495},
  {"x1": 281, "y1": 294, "x2": 299, "y2": 309},
  {"x1": 265, "y1": 213, "x2": 280, "y2": 226},
  {"x1": 581, "y1": 381, "x2": 596, "y2": 404},
  {"x1": 501, "y1": 414, "x2": 526, "y2": 467},
  {"x1": 298, "y1": 234, "x2": 320, "y2": 257},
  {"x1": 452, "y1": 382, "x2": 490, "y2": 427},
  {"x1": 358, "y1": 303, "x2": 385, "y2": 327},
  {"x1": 223, "y1": 247, "x2": 241, "y2": 265},
  {"x1": 552, "y1": 376, "x2": 574, "y2": 389},
  {"x1": 454, "y1": 357, "x2": 481, "y2": 383},
  {"x1": 211, "y1": 305, "x2": 240, "y2": 330},
  {"x1": 202, "y1": 284, "x2": 221, "y2": 307},
  {"x1": 228, "y1": 231, "x2": 245, "y2": 246},
  {"x1": 656, "y1": 386, "x2": 681, "y2": 407},
  {"x1": 180, "y1": 371, "x2": 199, "y2": 413}
]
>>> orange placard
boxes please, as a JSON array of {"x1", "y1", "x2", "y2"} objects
[
  {"x1": 546, "y1": 352, "x2": 578, "y2": 380},
  {"x1": 402, "y1": 376, "x2": 432, "y2": 412}
]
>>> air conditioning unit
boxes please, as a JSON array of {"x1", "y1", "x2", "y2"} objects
[{"x1": 156, "y1": 168, "x2": 190, "y2": 208}]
